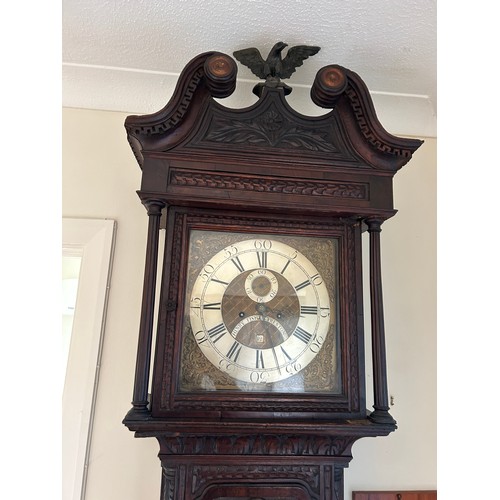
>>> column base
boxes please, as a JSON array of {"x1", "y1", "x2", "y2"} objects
[{"x1": 368, "y1": 408, "x2": 397, "y2": 425}]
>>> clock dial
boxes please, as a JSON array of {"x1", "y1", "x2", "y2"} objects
[{"x1": 189, "y1": 238, "x2": 331, "y2": 384}]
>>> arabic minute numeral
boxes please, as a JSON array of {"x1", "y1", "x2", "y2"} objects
[
  {"x1": 194, "y1": 330, "x2": 207, "y2": 344},
  {"x1": 311, "y1": 273, "x2": 323, "y2": 286},
  {"x1": 254, "y1": 240, "x2": 272, "y2": 250},
  {"x1": 190, "y1": 297, "x2": 201, "y2": 317},
  {"x1": 250, "y1": 370, "x2": 269, "y2": 383},
  {"x1": 285, "y1": 361, "x2": 302, "y2": 375},
  {"x1": 223, "y1": 245, "x2": 238, "y2": 258},
  {"x1": 310, "y1": 335, "x2": 324, "y2": 353},
  {"x1": 200, "y1": 264, "x2": 215, "y2": 282}
]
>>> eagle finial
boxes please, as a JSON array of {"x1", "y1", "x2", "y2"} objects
[{"x1": 233, "y1": 42, "x2": 320, "y2": 96}]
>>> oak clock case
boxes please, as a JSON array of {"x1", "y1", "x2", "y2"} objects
[{"x1": 123, "y1": 45, "x2": 423, "y2": 500}]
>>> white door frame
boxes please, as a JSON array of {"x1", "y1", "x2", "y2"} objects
[{"x1": 62, "y1": 218, "x2": 116, "y2": 500}]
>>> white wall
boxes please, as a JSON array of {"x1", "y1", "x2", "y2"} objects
[
  {"x1": 62, "y1": 107, "x2": 436, "y2": 498},
  {"x1": 350, "y1": 135, "x2": 437, "y2": 491},
  {"x1": 63, "y1": 108, "x2": 161, "y2": 499}
]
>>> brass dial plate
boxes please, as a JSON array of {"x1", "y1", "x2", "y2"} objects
[{"x1": 179, "y1": 230, "x2": 340, "y2": 393}]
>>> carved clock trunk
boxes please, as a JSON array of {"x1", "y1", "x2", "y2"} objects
[{"x1": 123, "y1": 46, "x2": 422, "y2": 500}]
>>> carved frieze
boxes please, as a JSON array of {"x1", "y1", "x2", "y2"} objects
[
  {"x1": 170, "y1": 169, "x2": 369, "y2": 200},
  {"x1": 158, "y1": 434, "x2": 356, "y2": 457}
]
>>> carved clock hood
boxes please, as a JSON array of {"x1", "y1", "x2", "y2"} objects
[
  {"x1": 123, "y1": 46, "x2": 422, "y2": 500},
  {"x1": 126, "y1": 51, "x2": 420, "y2": 173}
]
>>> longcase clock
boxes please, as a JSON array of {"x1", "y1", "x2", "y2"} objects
[{"x1": 123, "y1": 43, "x2": 423, "y2": 500}]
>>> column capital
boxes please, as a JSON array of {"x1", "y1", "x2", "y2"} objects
[
  {"x1": 365, "y1": 217, "x2": 384, "y2": 232},
  {"x1": 142, "y1": 198, "x2": 165, "y2": 216}
]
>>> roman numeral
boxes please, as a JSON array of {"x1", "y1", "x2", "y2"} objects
[
  {"x1": 211, "y1": 278, "x2": 229, "y2": 286},
  {"x1": 231, "y1": 256, "x2": 245, "y2": 273},
  {"x1": 280, "y1": 346, "x2": 292, "y2": 361},
  {"x1": 280, "y1": 259, "x2": 291, "y2": 275},
  {"x1": 255, "y1": 350, "x2": 265, "y2": 369},
  {"x1": 226, "y1": 341, "x2": 242, "y2": 362},
  {"x1": 207, "y1": 323, "x2": 226, "y2": 343},
  {"x1": 293, "y1": 326, "x2": 313, "y2": 344},
  {"x1": 295, "y1": 279, "x2": 311, "y2": 291},
  {"x1": 203, "y1": 302, "x2": 221, "y2": 310},
  {"x1": 300, "y1": 305, "x2": 318, "y2": 315},
  {"x1": 256, "y1": 251, "x2": 267, "y2": 268}
]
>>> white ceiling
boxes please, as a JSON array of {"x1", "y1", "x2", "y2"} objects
[{"x1": 62, "y1": 0, "x2": 437, "y2": 137}]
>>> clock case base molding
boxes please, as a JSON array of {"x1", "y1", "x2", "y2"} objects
[
  {"x1": 124, "y1": 416, "x2": 395, "y2": 500},
  {"x1": 123, "y1": 49, "x2": 422, "y2": 499}
]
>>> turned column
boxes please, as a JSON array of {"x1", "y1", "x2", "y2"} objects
[
  {"x1": 366, "y1": 218, "x2": 396, "y2": 424},
  {"x1": 129, "y1": 199, "x2": 165, "y2": 415}
]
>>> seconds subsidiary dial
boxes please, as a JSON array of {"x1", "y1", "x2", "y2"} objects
[{"x1": 189, "y1": 238, "x2": 331, "y2": 384}]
